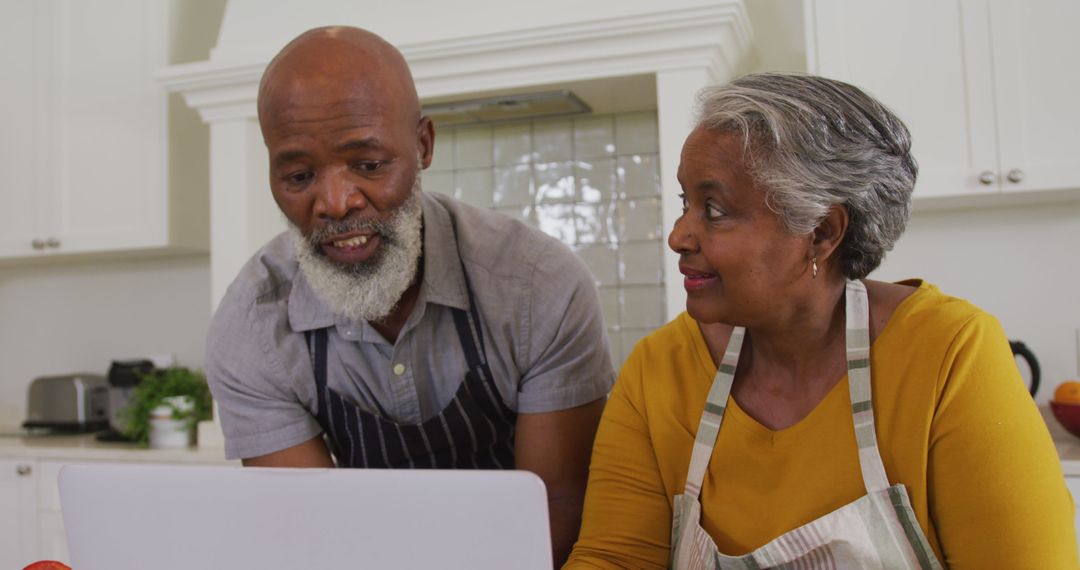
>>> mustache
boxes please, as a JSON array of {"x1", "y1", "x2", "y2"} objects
[{"x1": 305, "y1": 216, "x2": 396, "y2": 246}]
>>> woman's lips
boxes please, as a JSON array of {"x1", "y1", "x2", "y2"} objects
[
  {"x1": 680, "y1": 266, "x2": 718, "y2": 291},
  {"x1": 320, "y1": 231, "x2": 381, "y2": 264}
]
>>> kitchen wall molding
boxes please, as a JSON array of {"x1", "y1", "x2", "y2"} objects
[{"x1": 158, "y1": 0, "x2": 756, "y2": 317}]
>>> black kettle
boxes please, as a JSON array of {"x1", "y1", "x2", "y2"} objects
[{"x1": 1010, "y1": 340, "x2": 1040, "y2": 396}]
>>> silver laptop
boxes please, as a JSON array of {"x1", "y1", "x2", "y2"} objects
[{"x1": 58, "y1": 463, "x2": 552, "y2": 570}]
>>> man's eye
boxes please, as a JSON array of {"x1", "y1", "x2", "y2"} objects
[
  {"x1": 706, "y1": 203, "x2": 725, "y2": 220},
  {"x1": 353, "y1": 161, "x2": 382, "y2": 173},
  {"x1": 285, "y1": 171, "x2": 313, "y2": 185},
  {"x1": 678, "y1": 193, "x2": 688, "y2": 214}
]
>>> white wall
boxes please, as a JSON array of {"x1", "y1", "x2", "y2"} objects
[
  {"x1": 0, "y1": 0, "x2": 227, "y2": 430},
  {"x1": 0, "y1": 255, "x2": 211, "y2": 429},
  {"x1": 875, "y1": 202, "x2": 1080, "y2": 403}
]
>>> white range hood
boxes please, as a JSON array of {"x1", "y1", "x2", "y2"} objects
[{"x1": 158, "y1": 0, "x2": 756, "y2": 317}]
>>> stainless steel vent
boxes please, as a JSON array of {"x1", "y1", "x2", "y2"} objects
[{"x1": 423, "y1": 90, "x2": 591, "y2": 127}]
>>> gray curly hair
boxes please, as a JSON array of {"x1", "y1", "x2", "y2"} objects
[{"x1": 695, "y1": 73, "x2": 917, "y2": 279}]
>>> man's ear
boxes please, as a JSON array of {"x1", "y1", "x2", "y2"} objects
[
  {"x1": 812, "y1": 204, "x2": 849, "y2": 263},
  {"x1": 417, "y1": 116, "x2": 435, "y2": 169}
]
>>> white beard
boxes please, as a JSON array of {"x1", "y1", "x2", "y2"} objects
[{"x1": 290, "y1": 184, "x2": 424, "y2": 323}]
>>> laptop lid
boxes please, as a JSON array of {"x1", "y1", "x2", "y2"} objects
[{"x1": 58, "y1": 463, "x2": 552, "y2": 570}]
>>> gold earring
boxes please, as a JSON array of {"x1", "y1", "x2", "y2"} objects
[{"x1": 812, "y1": 257, "x2": 818, "y2": 280}]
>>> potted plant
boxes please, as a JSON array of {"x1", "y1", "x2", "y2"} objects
[{"x1": 119, "y1": 366, "x2": 212, "y2": 447}]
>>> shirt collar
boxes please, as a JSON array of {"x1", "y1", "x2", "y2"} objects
[{"x1": 286, "y1": 191, "x2": 470, "y2": 334}]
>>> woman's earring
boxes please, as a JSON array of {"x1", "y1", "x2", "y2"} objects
[{"x1": 811, "y1": 257, "x2": 818, "y2": 280}]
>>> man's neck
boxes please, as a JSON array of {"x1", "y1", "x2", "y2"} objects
[{"x1": 369, "y1": 266, "x2": 423, "y2": 345}]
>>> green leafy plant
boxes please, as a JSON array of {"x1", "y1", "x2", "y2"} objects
[{"x1": 119, "y1": 366, "x2": 212, "y2": 445}]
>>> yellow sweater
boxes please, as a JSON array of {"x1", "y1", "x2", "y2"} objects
[{"x1": 566, "y1": 281, "x2": 1077, "y2": 569}]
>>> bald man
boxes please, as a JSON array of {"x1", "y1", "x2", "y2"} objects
[{"x1": 204, "y1": 26, "x2": 613, "y2": 564}]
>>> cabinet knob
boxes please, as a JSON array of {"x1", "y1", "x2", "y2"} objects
[
  {"x1": 978, "y1": 170, "x2": 996, "y2": 185},
  {"x1": 16, "y1": 464, "x2": 31, "y2": 476},
  {"x1": 31, "y1": 239, "x2": 46, "y2": 250},
  {"x1": 46, "y1": 237, "x2": 61, "y2": 248},
  {"x1": 1006, "y1": 169, "x2": 1025, "y2": 183}
]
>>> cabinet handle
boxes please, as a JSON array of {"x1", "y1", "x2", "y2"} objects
[
  {"x1": 1006, "y1": 169, "x2": 1025, "y2": 184},
  {"x1": 31, "y1": 239, "x2": 46, "y2": 250},
  {"x1": 16, "y1": 464, "x2": 31, "y2": 476},
  {"x1": 46, "y1": 237, "x2": 61, "y2": 248},
  {"x1": 978, "y1": 170, "x2": 996, "y2": 185}
]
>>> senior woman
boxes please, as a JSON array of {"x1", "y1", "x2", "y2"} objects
[{"x1": 564, "y1": 73, "x2": 1077, "y2": 569}]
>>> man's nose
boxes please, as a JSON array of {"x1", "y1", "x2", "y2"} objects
[{"x1": 314, "y1": 170, "x2": 368, "y2": 219}]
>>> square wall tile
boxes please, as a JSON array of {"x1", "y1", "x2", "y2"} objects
[
  {"x1": 493, "y1": 123, "x2": 532, "y2": 166},
  {"x1": 615, "y1": 111, "x2": 659, "y2": 155},
  {"x1": 494, "y1": 164, "x2": 533, "y2": 206},
  {"x1": 455, "y1": 126, "x2": 493, "y2": 169},
  {"x1": 535, "y1": 203, "x2": 577, "y2": 244},
  {"x1": 620, "y1": 328, "x2": 651, "y2": 366},
  {"x1": 423, "y1": 171, "x2": 454, "y2": 197},
  {"x1": 614, "y1": 198, "x2": 662, "y2": 242},
  {"x1": 430, "y1": 130, "x2": 454, "y2": 172},
  {"x1": 617, "y1": 154, "x2": 661, "y2": 199},
  {"x1": 620, "y1": 241, "x2": 664, "y2": 285},
  {"x1": 534, "y1": 161, "x2": 575, "y2": 204},
  {"x1": 619, "y1": 286, "x2": 666, "y2": 328},
  {"x1": 533, "y1": 119, "x2": 573, "y2": 163},
  {"x1": 597, "y1": 286, "x2": 620, "y2": 328},
  {"x1": 573, "y1": 115, "x2": 615, "y2": 159},
  {"x1": 454, "y1": 168, "x2": 494, "y2": 208},
  {"x1": 573, "y1": 244, "x2": 618, "y2": 287},
  {"x1": 575, "y1": 159, "x2": 616, "y2": 204},
  {"x1": 606, "y1": 328, "x2": 623, "y2": 373},
  {"x1": 574, "y1": 203, "x2": 615, "y2": 245}
]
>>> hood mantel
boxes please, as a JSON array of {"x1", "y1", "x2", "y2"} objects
[{"x1": 158, "y1": 0, "x2": 756, "y2": 317}]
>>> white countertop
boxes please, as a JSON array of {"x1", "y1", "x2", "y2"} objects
[
  {"x1": 2, "y1": 410, "x2": 1077, "y2": 472},
  {"x1": 0, "y1": 432, "x2": 234, "y2": 464}
]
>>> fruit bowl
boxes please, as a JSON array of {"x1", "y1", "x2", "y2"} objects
[{"x1": 1050, "y1": 401, "x2": 1080, "y2": 438}]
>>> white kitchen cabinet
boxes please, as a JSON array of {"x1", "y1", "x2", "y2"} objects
[
  {"x1": 1066, "y1": 477, "x2": 1080, "y2": 554},
  {"x1": 807, "y1": 0, "x2": 1080, "y2": 203},
  {"x1": 0, "y1": 458, "x2": 39, "y2": 569},
  {"x1": 0, "y1": 0, "x2": 206, "y2": 260}
]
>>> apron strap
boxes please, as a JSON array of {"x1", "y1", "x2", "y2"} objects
[
  {"x1": 683, "y1": 327, "x2": 744, "y2": 500},
  {"x1": 844, "y1": 279, "x2": 890, "y2": 493}
]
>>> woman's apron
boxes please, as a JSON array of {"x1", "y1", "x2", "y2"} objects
[
  {"x1": 305, "y1": 275, "x2": 516, "y2": 469},
  {"x1": 670, "y1": 280, "x2": 943, "y2": 569}
]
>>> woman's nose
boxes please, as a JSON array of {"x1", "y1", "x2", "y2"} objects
[
  {"x1": 314, "y1": 171, "x2": 368, "y2": 219},
  {"x1": 667, "y1": 215, "x2": 697, "y2": 254}
]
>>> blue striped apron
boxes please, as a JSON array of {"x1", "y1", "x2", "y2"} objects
[
  {"x1": 306, "y1": 277, "x2": 516, "y2": 469},
  {"x1": 670, "y1": 280, "x2": 943, "y2": 569}
]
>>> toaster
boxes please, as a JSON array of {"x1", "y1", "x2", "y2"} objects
[{"x1": 23, "y1": 373, "x2": 109, "y2": 431}]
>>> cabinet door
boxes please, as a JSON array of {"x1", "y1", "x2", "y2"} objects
[
  {"x1": 808, "y1": 0, "x2": 998, "y2": 199},
  {"x1": 988, "y1": 0, "x2": 1080, "y2": 194},
  {"x1": 0, "y1": 459, "x2": 40, "y2": 569},
  {"x1": 0, "y1": 2, "x2": 51, "y2": 258},
  {"x1": 47, "y1": 0, "x2": 168, "y2": 254}
]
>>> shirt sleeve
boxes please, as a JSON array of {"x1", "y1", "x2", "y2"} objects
[
  {"x1": 564, "y1": 345, "x2": 672, "y2": 569},
  {"x1": 928, "y1": 312, "x2": 1078, "y2": 568},
  {"x1": 515, "y1": 239, "x2": 615, "y2": 413},
  {"x1": 205, "y1": 293, "x2": 323, "y2": 460}
]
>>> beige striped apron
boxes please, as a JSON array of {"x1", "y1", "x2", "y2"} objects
[{"x1": 670, "y1": 280, "x2": 943, "y2": 569}]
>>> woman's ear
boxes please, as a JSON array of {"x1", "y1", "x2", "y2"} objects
[{"x1": 812, "y1": 204, "x2": 849, "y2": 262}]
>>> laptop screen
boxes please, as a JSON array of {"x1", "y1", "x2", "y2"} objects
[{"x1": 58, "y1": 463, "x2": 552, "y2": 570}]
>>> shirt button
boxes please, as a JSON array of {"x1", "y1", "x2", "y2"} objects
[{"x1": 393, "y1": 363, "x2": 406, "y2": 376}]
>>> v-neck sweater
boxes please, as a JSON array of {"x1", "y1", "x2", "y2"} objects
[{"x1": 566, "y1": 280, "x2": 1077, "y2": 569}]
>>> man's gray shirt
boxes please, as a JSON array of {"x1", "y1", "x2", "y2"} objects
[{"x1": 206, "y1": 192, "x2": 615, "y2": 460}]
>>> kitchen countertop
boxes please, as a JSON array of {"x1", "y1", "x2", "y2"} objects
[
  {"x1": 2, "y1": 409, "x2": 1077, "y2": 472},
  {"x1": 0, "y1": 431, "x2": 234, "y2": 464}
]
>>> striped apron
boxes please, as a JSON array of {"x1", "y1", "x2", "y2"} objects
[
  {"x1": 670, "y1": 280, "x2": 943, "y2": 569},
  {"x1": 306, "y1": 278, "x2": 516, "y2": 469}
]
